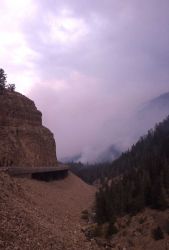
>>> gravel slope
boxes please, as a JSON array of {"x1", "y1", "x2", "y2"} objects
[{"x1": 0, "y1": 172, "x2": 100, "y2": 250}]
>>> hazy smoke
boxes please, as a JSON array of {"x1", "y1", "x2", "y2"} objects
[{"x1": 1, "y1": 0, "x2": 168, "y2": 162}]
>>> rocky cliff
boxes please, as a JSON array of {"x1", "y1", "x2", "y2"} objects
[{"x1": 0, "y1": 91, "x2": 57, "y2": 167}]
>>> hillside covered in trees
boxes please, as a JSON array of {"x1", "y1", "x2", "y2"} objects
[
  {"x1": 95, "y1": 116, "x2": 169, "y2": 224},
  {"x1": 69, "y1": 162, "x2": 112, "y2": 184}
]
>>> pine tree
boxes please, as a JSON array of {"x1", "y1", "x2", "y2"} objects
[{"x1": 0, "y1": 68, "x2": 7, "y2": 93}]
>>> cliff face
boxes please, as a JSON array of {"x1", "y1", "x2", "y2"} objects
[{"x1": 0, "y1": 91, "x2": 57, "y2": 167}]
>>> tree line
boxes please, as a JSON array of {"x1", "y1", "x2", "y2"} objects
[{"x1": 0, "y1": 68, "x2": 15, "y2": 94}]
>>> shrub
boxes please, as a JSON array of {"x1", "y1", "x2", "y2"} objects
[
  {"x1": 81, "y1": 209, "x2": 89, "y2": 220},
  {"x1": 0, "y1": 69, "x2": 15, "y2": 94},
  {"x1": 106, "y1": 223, "x2": 118, "y2": 237},
  {"x1": 164, "y1": 220, "x2": 169, "y2": 235},
  {"x1": 106, "y1": 218, "x2": 118, "y2": 237},
  {"x1": 84, "y1": 224, "x2": 103, "y2": 239},
  {"x1": 139, "y1": 217, "x2": 146, "y2": 224},
  {"x1": 152, "y1": 226, "x2": 164, "y2": 240}
]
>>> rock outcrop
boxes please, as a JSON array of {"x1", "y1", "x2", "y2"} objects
[{"x1": 0, "y1": 91, "x2": 57, "y2": 167}]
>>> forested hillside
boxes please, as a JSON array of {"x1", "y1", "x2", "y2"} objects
[
  {"x1": 95, "y1": 116, "x2": 169, "y2": 224},
  {"x1": 69, "y1": 162, "x2": 113, "y2": 184}
]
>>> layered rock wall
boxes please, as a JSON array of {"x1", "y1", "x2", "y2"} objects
[{"x1": 0, "y1": 91, "x2": 57, "y2": 167}]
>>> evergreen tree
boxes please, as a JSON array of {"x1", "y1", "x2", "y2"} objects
[
  {"x1": 0, "y1": 68, "x2": 7, "y2": 93},
  {"x1": 0, "y1": 69, "x2": 15, "y2": 94}
]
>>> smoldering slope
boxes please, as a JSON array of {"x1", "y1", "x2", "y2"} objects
[{"x1": 30, "y1": 84, "x2": 169, "y2": 163}]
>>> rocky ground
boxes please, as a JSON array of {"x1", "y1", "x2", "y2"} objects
[
  {"x1": 0, "y1": 172, "x2": 169, "y2": 250},
  {"x1": 107, "y1": 209, "x2": 169, "y2": 250},
  {"x1": 0, "y1": 172, "x2": 100, "y2": 250}
]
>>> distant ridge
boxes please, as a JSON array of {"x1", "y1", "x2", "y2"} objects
[
  {"x1": 140, "y1": 91, "x2": 169, "y2": 113},
  {"x1": 145, "y1": 91, "x2": 169, "y2": 109},
  {"x1": 136, "y1": 91, "x2": 169, "y2": 137}
]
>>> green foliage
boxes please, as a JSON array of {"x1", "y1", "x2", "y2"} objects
[
  {"x1": 152, "y1": 226, "x2": 164, "y2": 240},
  {"x1": 95, "y1": 116, "x2": 169, "y2": 223},
  {"x1": 0, "y1": 68, "x2": 15, "y2": 94},
  {"x1": 106, "y1": 218, "x2": 118, "y2": 237},
  {"x1": 0, "y1": 68, "x2": 7, "y2": 93},
  {"x1": 7, "y1": 84, "x2": 15, "y2": 92}
]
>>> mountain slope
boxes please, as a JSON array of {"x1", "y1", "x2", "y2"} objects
[
  {"x1": 145, "y1": 92, "x2": 169, "y2": 110},
  {"x1": 136, "y1": 92, "x2": 169, "y2": 136},
  {"x1": 95, "y1": 116, "x2": 169, "y2": 223},
  {"x1": 87, "y1": 116, "x2": 169, "y2": 249}
]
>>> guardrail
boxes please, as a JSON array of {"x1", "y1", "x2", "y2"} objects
[
  {"x1": 7, "y1": 165, "x2": 69, "y2": 176},
  {"x1": 0, "y1": 165, "x2": 69, "y2": 181}
]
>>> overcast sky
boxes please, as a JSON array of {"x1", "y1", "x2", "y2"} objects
[{"x1": 0, "y1": 0, "x2": 169, "y2": 161}]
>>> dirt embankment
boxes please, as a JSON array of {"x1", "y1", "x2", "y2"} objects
[
  {"x1": 1, "y1": 172, "x2": 169, "y2": 250},
  {"x1": 0, "y1": 172, "x2": 100, "y2": 250}
]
